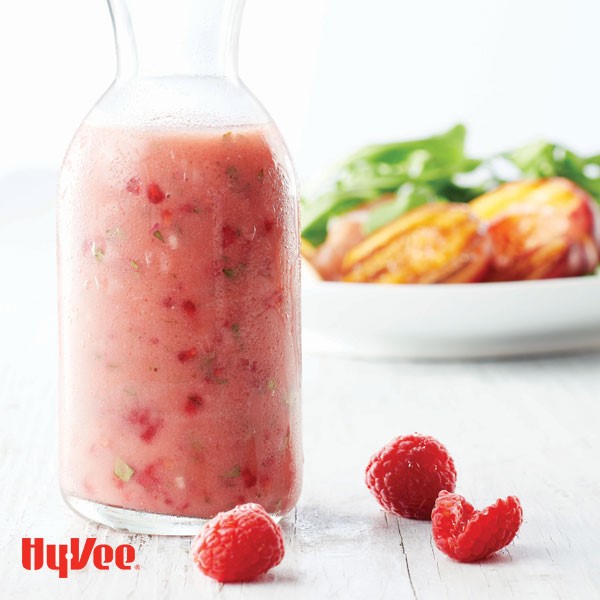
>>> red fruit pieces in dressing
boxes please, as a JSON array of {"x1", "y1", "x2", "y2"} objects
[
  {"x1": 126, "y1": 408, "x2": 163, "y2": 443},
  {"x1": 147, "y1": 183, "x2": 166, "y2": 204}
]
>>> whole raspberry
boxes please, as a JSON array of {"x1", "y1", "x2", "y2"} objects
[
  {"x1": 432, "y1": 491, "x2": 523, "y2": 562},
  {"x1": 191, "y1": 503, "x2": 284, "y2": 583},
  {"x1": 365, "y1": 433, "x2": 457, "y2": 519}
]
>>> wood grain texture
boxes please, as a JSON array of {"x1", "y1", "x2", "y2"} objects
[{"x1": 2, "y1": 210, "x2": 600, "y2": 599}]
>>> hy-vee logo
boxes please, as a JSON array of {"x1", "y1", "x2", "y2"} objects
[{"x1": 22, "y1": 537, "x2": 136, "y2": 578}]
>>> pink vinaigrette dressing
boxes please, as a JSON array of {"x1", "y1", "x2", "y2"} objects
[{"x1": 58, "y1": 124, "x2": 302, "y2": 521}]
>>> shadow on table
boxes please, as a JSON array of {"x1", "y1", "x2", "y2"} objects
[{"x1": 327, "y1": 346, "x2": 600, "y2": 366}]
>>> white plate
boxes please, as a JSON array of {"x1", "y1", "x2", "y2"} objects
[{"x1": 302, "y1": 275, "x2": 600, "y2": 359}]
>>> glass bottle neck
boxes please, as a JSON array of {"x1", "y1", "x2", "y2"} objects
[{"x1": 108, "y1": 0, "x2": 244, "y2": 81}]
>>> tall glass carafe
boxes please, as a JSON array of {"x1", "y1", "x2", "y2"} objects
[{"x1": 57, "y1": 0, "x2": 302, "y2": 534}]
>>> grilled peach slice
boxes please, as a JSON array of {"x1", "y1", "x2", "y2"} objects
[
  {"x1": 341, "y1": 203, "x2": 492, "y2": 283},
  {"x1": 470, "y1": 178, "x2": 600, "y2": 281}
]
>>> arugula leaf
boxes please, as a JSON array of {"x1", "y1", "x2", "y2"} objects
[
  {"x1": 506, "y1": 141, "x2": 600, "y2": 201},
  {"x1": 301, "y1": 125, "x2": 479, "y2": 246},
  {"x1": 364, "y1": 183, "x2": 440, "y2": 235},
  {"x1": 302, "y1": 189, "x2": 380, "y2": 246},
  {"x1": 337, "y1": 125, "x2": 475, "y2": 190}
]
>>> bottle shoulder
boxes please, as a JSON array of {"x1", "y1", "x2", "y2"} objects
[
  {"x1": 86, "y1": 76, "x2": 272, "y2": 130},
  {"x1": 60, "y1": 77, "x2": 297, "y2": 195}
]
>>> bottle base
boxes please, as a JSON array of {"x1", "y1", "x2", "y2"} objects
[
  {"x1": 64, "y1": 494, "x2": 214, "y2": 536},
  {"x1": 63, "y1": 494, "x2": 284, "y2": 536}
]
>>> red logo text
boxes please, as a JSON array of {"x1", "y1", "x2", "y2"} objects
[{"x1": 21, "y1": 537, "x2": 136, "y2": 578}]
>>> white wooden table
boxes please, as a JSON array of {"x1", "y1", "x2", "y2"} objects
[{"x1": 2, "y1": 190, "x2": 600, "y2": 599}]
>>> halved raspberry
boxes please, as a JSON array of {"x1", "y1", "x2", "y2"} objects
[
  {"x1": 432, "y1": 491, "x2": 523, "y2": 562},
  {"x1": 191, "y1": 503, "x2": 284, "y2": 582},
  {"x1": 365, "y1": 433, "x2": 457, "y2": 519}
]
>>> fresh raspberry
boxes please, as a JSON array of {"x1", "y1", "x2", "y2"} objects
[
  {"x1": 432, "y1": 491, "x2": 523, "y2": 562},
  {"x1": 191, "y1": 503, "x2": 284, "y2": 583},
  {"x1": 365, "y1": 433, "x2": 457, "y2": 519}
]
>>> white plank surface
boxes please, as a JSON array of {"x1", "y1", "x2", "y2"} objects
[{"x1": 2, "y1": 204, "x2": 600, "y2": 599}]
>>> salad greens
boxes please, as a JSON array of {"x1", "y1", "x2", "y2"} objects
[
  {"x1": 364, "y1": 183, "x2": 441, "y2": 235},
  {"x1": 301, "y1": 125, "x2": 600, "y2": 246},
  {"x1": 506, "y1": 141, "x2": 600, "y2": 200}
]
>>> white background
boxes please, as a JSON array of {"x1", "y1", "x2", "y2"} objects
[{"x1": 2, "y1": 0, "x2": 600, "y2": 185}]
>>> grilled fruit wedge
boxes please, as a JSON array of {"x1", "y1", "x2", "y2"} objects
[
  {"x1": 341, "y1": 203, "x2": 492, "y2": 283},
  {"x1": 470, "y1": 178, "x2": 600, "y2": 281}
]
